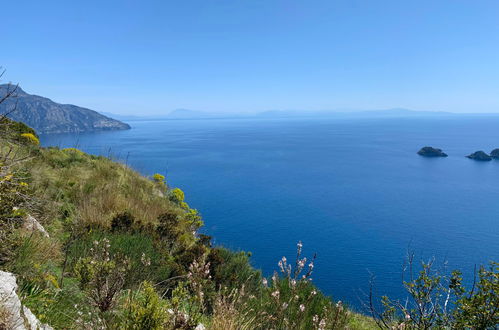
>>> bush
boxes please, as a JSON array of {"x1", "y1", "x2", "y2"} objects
[
  {"x1": 20, "y1": 133, "x2": 40, "y2": 145},
  {"x1": 120, "y1": 281, "x2": 170, "y2": 330},
  {"x1": 74, "y1": 238, "x2": 130, "y2": 312},
  {"x1": 168, "y1": 188, "x2": 185, "y2": 204},
  {"x1": 111, "y1": 211, "x2": 135, "y2": 232}
]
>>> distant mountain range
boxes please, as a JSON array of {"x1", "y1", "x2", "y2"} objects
[
  {"x1": 0, "y1": 84, "x2": 130, "y2": 134},
  {"x1": 103, "y1": 107, "x2": 458, "y2": 121}
]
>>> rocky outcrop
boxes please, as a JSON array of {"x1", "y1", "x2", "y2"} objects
[
  {"x1": 0, "y1": 84, "x2": 130, "y2": 134},
  {"x1": 466, "y1": 151, "x2": 492, "y2": 161},
  {"x1": 490, "y1": 149, "x2": 499, "y2": 159},
  {"x1": 0, "y1": 271, "x2": 53, "y2": 330},
  {"x1": 22, "y1": 215, "x2": 49, "y2": 238},
  {"x1": 417, "y1": 146, "x2": 448, "y2": 157}
]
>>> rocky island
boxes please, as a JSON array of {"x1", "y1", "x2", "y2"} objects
[
  {"x1": 490, "y1": 148, "x2": 499, "y2": 159},
  {"x1": 417, "y1": 146, "x2": 448, "y2": 157},
  {"x1": 466, "y1": 151, "x2": 492, "y2": 161},
  {"x1": 0, "y1": 84, "x2": 130, "y2": 134}
]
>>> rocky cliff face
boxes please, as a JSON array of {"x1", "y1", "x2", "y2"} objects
[
  {"x1": 0, "y1": 271, "x2": 53, "y2": 330},
  {"x1": 0, "y1": 84, "x2": 131, "y2": 134}
]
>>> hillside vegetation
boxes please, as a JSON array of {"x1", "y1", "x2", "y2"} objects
[
  {"x1": 0, "y1": 113, "x2": 497, "y2": 329},
  {"x1": 0, "y1": 115, "x2": 377, "y2": 329}
]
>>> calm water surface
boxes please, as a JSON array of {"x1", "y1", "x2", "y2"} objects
[{"x1": 41, "y1": 116, "x2": 499, "y2": 311}]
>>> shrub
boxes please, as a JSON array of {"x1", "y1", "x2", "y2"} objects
[
  {"x1": 20, "y1": 133, "x2": 40, "y2": 145},
  {"x1": 120, "y1": 281, "x2": 170, "y2": 330},
  {"x1": 168, "y1": 188, "x2": 185, "y2": 204},
  {"x1": 453, "y1": 262, "x2": 499, "y2": 328},
  {"x1": 62, "y1": 147, "x2": 83, "y2": 155},
  {"x1": 111, "y1": 211, "x2": 135, "y2": 232},
  {"x1": 74, "y1": 238, "x2": 130, "y2": 312},
  {"x1": 152, "y1": 173, "x2": 165, "y2": 184}
]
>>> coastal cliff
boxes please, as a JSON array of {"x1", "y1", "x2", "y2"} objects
[{"x1": 0, "y1": 84, "x2": 130, "y2": 134}]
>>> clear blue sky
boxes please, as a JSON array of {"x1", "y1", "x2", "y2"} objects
[{"x1": 3, "y1": 0, "x2": 499, "y2": 115}]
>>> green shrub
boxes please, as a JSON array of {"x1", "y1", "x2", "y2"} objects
[
  {"x1": 74, "y1": 238, "x2": 130, "y2": 312},
  {"x1": 168, "y1": 188, "x2": 185, "y2": 204},
  {"x1": 120, "y1": 281, "x2": 170, "y2": 330}
]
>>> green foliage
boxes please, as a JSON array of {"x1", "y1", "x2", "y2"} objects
[
  {"x1": 371, "y1": 257, "x2": 499, "y2": 329},
  {"x1": 168, "y1": 187, "x2": 185, "y2": 204},
  {"x1": 453, "y1": 262, "x2": 499, "y2": 328},
  {"x1": 120, "y1": 281, "x2": 170, "y2": 330},
  {"x1": 74, "y1": 238, "x2": 130, "y2": 312}
]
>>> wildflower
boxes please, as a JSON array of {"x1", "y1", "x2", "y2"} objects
[
  {"x1": 282, "y1": 302, "x2": 288, "y2": 309},
  {"x1": 262, "y1": 278, "x2": 268, "y2": 286},
  {"x1": 405, "y1": 314, "x2": 411, "y2": 320},
  {"x1": 271, "y1": 290, "x2": 280, "y2": 298},
  {"x1": 278, "y1": 260, "x2": 284, "y2": 272},
  {"x1": 290, "y1": 279, "x2": 296, "y2": 287},
  {"x1": 297, "y1": 241, "x2": 303, "y2": 254},
  {"x1": 299, "y1": 304, "x2": 305, "y2": 312},
  {"x1": 311, "y1": 290, "x2": 317, "y2": 296},
  {"x1": 312, "y1": 315, "x2": 319, "y2": 323},
  {"x1": 319, "y1": 319, "x2": 326, "y2": 330}
]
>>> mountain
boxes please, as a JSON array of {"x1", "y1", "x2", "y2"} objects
[
  {"x1": 0, "y1": 84, "x2": 131, "y2": 134},
  {"x1": 257, "y1": 108, "x2": 452, "y2": 118}
]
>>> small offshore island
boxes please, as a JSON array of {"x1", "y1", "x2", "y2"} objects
[
  {"x1": 417, "y1": 146, "x2": 448, "y2": 157},
  {"x1": 466, "y1": 150, "x2": 492, "y2": 161}
]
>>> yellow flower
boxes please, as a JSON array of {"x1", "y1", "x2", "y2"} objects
[{"x1": 20, "y1": 133, "x2": 40, "y2": 145}]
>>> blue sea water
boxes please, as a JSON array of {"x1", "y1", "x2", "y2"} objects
[{"x1": 41, "y1": 116, "x2": 499, "y2": 311}]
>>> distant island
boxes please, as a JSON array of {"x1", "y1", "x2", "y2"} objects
[
  {"x1": 466, "y1": 151, "x2": 492, "y2": 161},
  {"x1": 0, "y1": 84, "x2": 130, "y2": 134},
  {"x1": 417, "y1": 146, "x2": 448, "y2": 157}
]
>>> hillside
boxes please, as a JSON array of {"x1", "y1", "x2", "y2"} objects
[
  {"x1": 0, "y1": 116, "x2": 497, "y2": 328},
  {"x1": 0, "y1": 84, "x2": 130, "y2": 134},
  {"x1": 0, "y1": 117, "x2": 377, "y2": 329}
]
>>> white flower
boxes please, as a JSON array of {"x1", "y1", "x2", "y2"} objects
[
  {"x1": 262, "y1": 278, "x2": 268, "y2": 286},
  {"x1": 290, "y1": 279, "x2": 296, "y2": 287},
  {"x1": 311, "y1": 290, "x2": 317, "y2": 296},
  {"x1": 195, "y1": 324, "x2": 206, "y2": 330},
  {"x1": 271, "y1": 290, "x2": 280, "y2": 298},
  {"x1": 282, "y1": 302, "x2": 288, "y2": 309},
  {"x1": 312, "y1": 314, "x2": 319, "y2": 323},
  {"x1": 299, "y1": 304, "x2": 305, "y2": 312}
]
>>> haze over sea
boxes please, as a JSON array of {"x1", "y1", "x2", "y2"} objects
[{"x1": 41, "y1": 115, "x2": 499, "y2": 310}]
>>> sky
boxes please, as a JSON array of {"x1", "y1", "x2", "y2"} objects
[{"x1": 2, "y1": 0, "x2": 499, "y2": 115}]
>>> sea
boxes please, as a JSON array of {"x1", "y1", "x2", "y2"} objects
[{"x1": 40, "y1": 115, "x2": 499, "y2": 311}]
